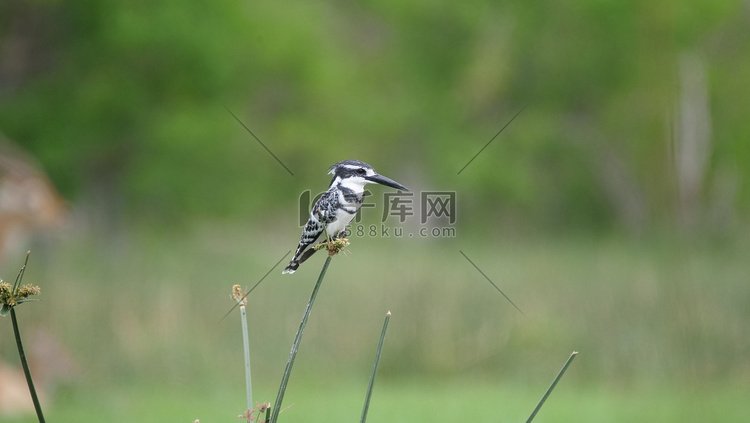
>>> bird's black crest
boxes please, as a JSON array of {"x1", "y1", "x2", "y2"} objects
[
  {"x1": 328, "y1": 160, "x2": 373, "y2": 186},
  {"x1": 328, "y1": 160, "x2": 373, "y2": 174}
]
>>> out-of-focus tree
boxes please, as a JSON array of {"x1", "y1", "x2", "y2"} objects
[{"x1": 0, "y1": 0, "x2": 747, "y2": 233}]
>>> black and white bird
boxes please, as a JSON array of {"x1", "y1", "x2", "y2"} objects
[{"x1": 282, "y1": 160, "x2": 409, "y2": 274}]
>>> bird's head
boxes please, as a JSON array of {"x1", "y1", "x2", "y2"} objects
[{"x1": 328, "y1": 160, "x2": 409, "y2": 192}]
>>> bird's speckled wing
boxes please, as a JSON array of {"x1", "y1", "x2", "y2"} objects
[{"x1": 282, "y1": 190, "x2": 338, "y2": 274}]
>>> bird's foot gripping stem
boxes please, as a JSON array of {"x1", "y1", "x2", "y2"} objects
[{"x1": 313, "y1": 238, "x2": 350, "y2": 256}]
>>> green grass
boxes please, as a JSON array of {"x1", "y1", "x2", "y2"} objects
[
  {"x1": 1, "y1": 223, "x2": 749, "y2": 421},
  {"x1": 2, "y1": 378, "x2": 748, "y2": 423}
]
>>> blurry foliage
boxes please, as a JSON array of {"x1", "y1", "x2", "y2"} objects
[{"x1": 0, "y1": 0, "x2": 748, "y2": 232}]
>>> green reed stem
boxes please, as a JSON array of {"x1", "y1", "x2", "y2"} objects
[
  {"x1": 270, "y1": 256, "x2": 332, "y2": 423},
  {"x1": 526, "y1": 351, "x2": 578, "y2": 423},
  {"x1": 360, "y1": 310, "x2": 391, "y2": 423},
  {"x1": 11, "y1": 307, "x2": 46, "y2": 423},
  {"x1": 240, "y1": 303, "x2": 253, "y2": 410}
]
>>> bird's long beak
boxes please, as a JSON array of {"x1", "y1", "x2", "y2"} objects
[{"x1": 367, "y1": 174, "x2": 409, "y2": 191}]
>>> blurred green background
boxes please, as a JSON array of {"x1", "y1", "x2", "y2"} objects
[{"x1": 1, "y1": 0, "x2": 749, "y2": 421}]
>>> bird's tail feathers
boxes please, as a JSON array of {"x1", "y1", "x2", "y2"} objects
[
  {"x1": 282, "y1": 263, "x2": 298, "y2": 274},
  {"x1": 282, "y1": 243, "x2": 319, "y2": 274}
]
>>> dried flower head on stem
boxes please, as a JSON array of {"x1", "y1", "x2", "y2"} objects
[
  {"x1": 238, "y1": 402, "x2": 272, "y2": 423},
  {"x1": 231, "y1": 284, "x2": 248, "y2": 306},
  {"x1": 313, "y1": 237, "x2": 350, "y2": 256},
  {"x1": 0, "y1": 279, "x2": 42, "y2": 316}
]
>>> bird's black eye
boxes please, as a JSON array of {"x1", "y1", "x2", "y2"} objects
[{"x1": 356, "y1": 168, "x2": 367, "y2": 175}]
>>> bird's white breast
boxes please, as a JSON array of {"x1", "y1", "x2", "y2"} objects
[
  {"x1": 325, "y1": 208, "x2": 356, "y2": 236},
  {"x1": 323, "y1": 188, "x2": 361, "y2": 237}
]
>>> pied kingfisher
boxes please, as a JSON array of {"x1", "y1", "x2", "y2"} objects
[{"x1": 282, "y1": 160, "x2": 409, "y2": 274}]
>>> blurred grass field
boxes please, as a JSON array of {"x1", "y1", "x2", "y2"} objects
[
  {"x1": 3, "y1": 378, "x2": 749, "y2": 423},
  {"x1": 1, "y1": 224, "x2": 748, "y2": 421}
]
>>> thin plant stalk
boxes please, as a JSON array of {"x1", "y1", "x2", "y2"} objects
[
  {"x1": 11, "y1": 308, "x2": 46, "y2": 423},
  {"x1": 270, "y1": 256, "x2": 332, "y2": 423},
  {"x1": 360, "y1": 311, "x2": 391, "y2": 423},
  {"x1": 4, "y1": 252, "x2": 45, "y2": 422},
  {"x1": 525, "y1": 351, "x2": 578, "y2": 423},
  {"x1": 240, "y1": 303, "x2": 253, "y2": 411}
]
